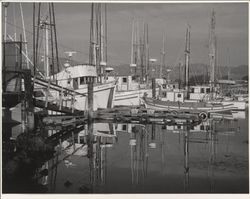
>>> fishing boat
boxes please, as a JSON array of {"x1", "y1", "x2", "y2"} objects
[
  {"x1": 33, "y1": 3, "x2": 116, "y2": 111},
  {"x1": 53, "y1": 64, "x2": 116, "y2": 111},
  {"x1": 107, "y1": 20, "x2": 161, "y2": 106},
  {"x1": 188, "y1": 84, "x2": 247, "y2": 111},
  {"x1": 142, "y1": 97, "x2": 235, "y2": 114},
  {"x1": 141, "y1": 24, "x2": 236, "y2": 116},
  {"x1": 188, "y1": 11, "x2": 247, "y2": 111}
]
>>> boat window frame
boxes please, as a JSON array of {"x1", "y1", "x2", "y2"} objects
[
  {"x1": 122, "y1": 77, "x2": 127, "y2": 83},
  {"x1": 80, "y1": 77, "x2": 85, "y2": 85}
]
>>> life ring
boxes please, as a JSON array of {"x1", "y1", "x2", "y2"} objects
[
  {"x1": 172, "y1": 110, "x2": 178, "y2": 115},
  {"x1": 199, "y1": 112, "x2": 208, "y2": 121}
]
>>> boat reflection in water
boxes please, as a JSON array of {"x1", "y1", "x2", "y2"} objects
[{"x1": 2, "y1": 111, "x2": 248, "y2": 193}]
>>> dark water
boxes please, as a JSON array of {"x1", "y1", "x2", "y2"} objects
[{"x1": 2, "y1": 111, "x2": 249, "y2": 193}]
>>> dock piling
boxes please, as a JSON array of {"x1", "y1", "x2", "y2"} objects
[
  {"x1": 87, "y1": 77, "x2": 94, "y2": 121},
  {"x1": 152, "y1": 78, "x2": 156, "y2": 99}
]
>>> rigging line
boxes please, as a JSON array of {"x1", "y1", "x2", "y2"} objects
[
  {"x1": 7, "y1": 34, "x2": 45, "y2": 78},
  {"x1": 33, "y1": 3, "x2": 36, "y2": 76},
  {"x1": 35, "y1": 3, "x2": 41, "y2": 72},
  {"x1": 6, "y1": 22, "x2": 135, "y2": 66},
  {"x1": 170, "y1": 39, "x2": 185, "y2": 71},
  {"x1": 13, "y1": 3, "x2": 17, "y2": 41},
  {"x1": 20, "y1": 3, "x2": 29, "y2": 69},
  {"x1": 5, "y1": 20, "x2": 89, "y2": 56}
]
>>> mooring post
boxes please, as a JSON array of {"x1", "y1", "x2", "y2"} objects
[
  {"x1": 152, "y1": 78, "x2": 156, "y2": 99},
  {"x1": 87, "y1": 77, "x2": 94, "y2": 121}
]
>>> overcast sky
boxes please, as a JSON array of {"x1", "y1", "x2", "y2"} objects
[{"x1": 4, "y1": 2, "x2": 248, "y2": 67}]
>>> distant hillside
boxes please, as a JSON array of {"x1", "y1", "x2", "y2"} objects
[{"x1": 111, "y1": 63, "x2": 248, "y2": 81}]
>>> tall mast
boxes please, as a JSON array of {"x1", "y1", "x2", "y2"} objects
[
  {"x1": 130, "y1": 19, "x2": 135, "y2": 67},
  {"x1": 209, "y1": 10, "x2": 216, "y2": 87},
  {"x1": 136, "y1": 20, "x2": 140, "y2": 76},
  {"x1": 89, "y1": 3, "x2": 106, "y2": 82},
  {"x1": 34, "y1": 3, "x2": 59, "y2": 80},
  {"x1": 184, "y1": 25, "x2": 191, "y2": 93},
  {"x1": 145, "y1": 23, "x2": 149, "y2": 84},
  {"x1": 44, "y1": 15, "x2": 49, "y2": 78},
  {"x1": 160, "y1": 33, "x2": 166, "y2": 79},
  {"x1": 3, "y1": 3, "x2": 9, "y2": 41}
]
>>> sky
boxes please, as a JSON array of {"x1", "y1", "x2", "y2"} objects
[{"x1": 3, "y1": 2, "x2": 248, "y2": 68}]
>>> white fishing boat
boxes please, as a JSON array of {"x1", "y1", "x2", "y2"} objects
[
  {"x1": 105, "y1": 73, "x2": 160, "y2": 106},
  {"x1": 53, "y1": 64, "x2": 116, "y2": 111},
  {"x1": 188, "y1": 85, "x2": 247, "y2": 111}
]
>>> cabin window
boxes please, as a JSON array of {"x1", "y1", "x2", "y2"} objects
[
  {"x1": 190, "y1": 126, "x2": 194, "y2": 130},
  {"x1": 206, "y1": 88, "x2": 210, "y2": 93},
  {"x1": 201, "y1": 88, "x2": 205, "y2": 93},
  {"x1": 132, "y1": 76, "x2": 136, "y2": 81},
  {"x1": 122, "y1": 77, "x2": 127, "y2": 83},
  {"x1": 122, "y1": 124, "x2": 127, "y2": 131},
  {"x1": 191, "y1": 88, "x2": 195, "y2": 93},
  {"x1": 177, "y1": 125, "x2": 181, "y2": 129},
  {"x1": 80, "y1": 77, "x2": 85, "y2": 85},
  {"x1": 79, "y1": 136, "x2": 85, "y2": 144},
  {"x1": 206, "y1": 126, "x2": 210, "y2": 131},
  {"x1": 34, "y1": 90, "x2": 45, "y2": 97},
  {"x1": 177, "y1": 93, "x2": 182, "y2": 98},
  {"x1": 173, "y1": 85, "x2": 175, "y2": 88},
  {"x1": 67, "y1": 79, "x2": 71, "y2": 85},
  {"x1": 162, "y1": 84, "x2": 166, "y2": 89},
  {"x1": 163, "y1": 92, "x2": 167, "y2": 97},
  {"x1": 73, "y1": 78, "x2": 78, "y2": 89},
  {"x1": 200, "y1": 125, "x2": 204, "y2": 130}
]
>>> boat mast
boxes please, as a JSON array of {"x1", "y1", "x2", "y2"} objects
[
  {"x1": 89, "y1": 3, "x2": 107, "y2": 83},
  {"x1": 184, "y1": 25, "x2": 191, "y2": 94},
  {"x1": 44, "y1": 14, "x2": 49, "y2": 78},
  {"x1": 130, "y1": 19, "x2": 138, "y2": 75},
  {"x1": 160, "y1": 33, "x2": 166, "y2": 79},
  {"x1": 3, "y1": 3, "x2": 9, "y2": 41},
  {"x1": 34, "y1": 3, "x2": 59, "y2": 80},
  {"x1": 145, "y1": 23, "x2": 149, "y2": 84},
  {"x1": 130, "y1": 19, "x2": 135, "y2": 67},
  {"x1": 209, "y1": 10, "x2": 216, "y2": 97}
]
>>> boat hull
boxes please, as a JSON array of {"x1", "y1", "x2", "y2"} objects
[
  {"x1": 49, "y1": 82, "x2": 116, "y2": 111},
  {"x1": 114, "y1": 88, "x2": 158, "y2": 106},
  {"x1": 142, "y1": 98, "x2": 236, "y2": 113},
  {"x1": 215, "y1": 100, "x2": 246, "y2": 111},
  {"x1": 74, "y1": 82, "x2": 116, "y2": 111}
]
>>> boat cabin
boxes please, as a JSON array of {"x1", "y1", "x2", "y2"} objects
[
  {"x1": 189, "y1": 85, "x2": 211, "y2": 101},
  {"x1": 54, "y1": 64, "x2": 97, "y2": 90},
  {"x1": 159, "y1": 83, "x2": 185, "y2": 102},
  {"x1": 106, "y1": 75, "x2": 146, "y2": 91},
  {"x1": 161, "y1": 82, "x2": 179, "y2": 90},
  {"x1": 160, "y1": 90, "x2": 185, "y2": 102}
]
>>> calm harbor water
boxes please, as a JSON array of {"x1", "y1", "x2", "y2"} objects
[{"x1": 2, "y1": 111, "x2": 249, "y2": 193}]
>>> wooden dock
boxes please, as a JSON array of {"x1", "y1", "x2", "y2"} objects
[{"x1": 42, "y1": 106, "x2": 203, "y2": 127}]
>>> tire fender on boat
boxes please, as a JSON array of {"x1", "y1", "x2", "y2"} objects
[{"x1": 199, "y1": 112, "x2": 208, "y2": 121}]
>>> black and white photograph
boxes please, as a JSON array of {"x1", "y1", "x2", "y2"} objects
[{"x1": 1, "y1": 0, "x2": 249, "y2": 196}]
